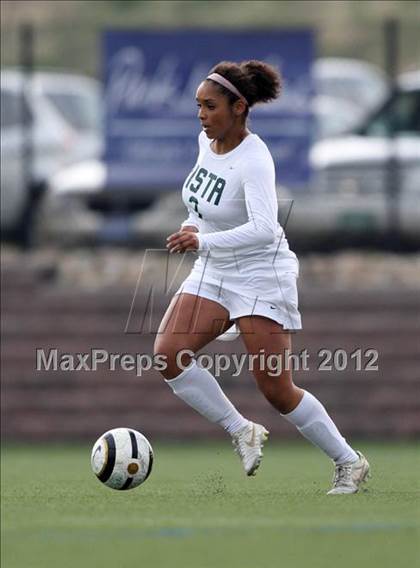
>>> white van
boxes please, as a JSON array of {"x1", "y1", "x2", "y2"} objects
[{"x1": 0, "y1": 70, "x2": 102, "y2": 243}]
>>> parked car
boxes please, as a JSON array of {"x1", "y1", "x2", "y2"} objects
[
  {"x1": 0, "y1": 69, "x2": 102, "y2": 243},
  {"x1": 35, "y1": 158, "x2": 159, "y2": 246},
  {"x1": 286, "y1": 70, "x2": 420, "y2": 249}
]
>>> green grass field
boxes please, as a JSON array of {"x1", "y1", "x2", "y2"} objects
[{"x1": 1, "y1": 442, "x2": 419, "y2": 568}]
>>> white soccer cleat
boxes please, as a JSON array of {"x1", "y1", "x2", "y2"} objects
[
  {"x1": 327, "y1": 451, "x2": 370, "y2": 495},
  {"x1": 216, "y1": 323, "x2": 240, "y2": 342},
  {"x1": 231, "y1": 422, "x2": 269, "y2": 476}
]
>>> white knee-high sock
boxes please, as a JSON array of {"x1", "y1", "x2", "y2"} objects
[
  {"x1": 282, "y1": 390, "x2": 358, "y2": 464},
  {"x1": 165, "y1": 359, "x2": 249, "y2": 435}
]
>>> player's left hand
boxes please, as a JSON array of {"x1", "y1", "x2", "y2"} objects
[{"x1": 166, "y1": 231, "x2": 199, "y2": 253}]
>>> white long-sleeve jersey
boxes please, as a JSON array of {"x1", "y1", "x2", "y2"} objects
[{"x1": 180, "y1": 131, "x2": 299, "y2": 299}]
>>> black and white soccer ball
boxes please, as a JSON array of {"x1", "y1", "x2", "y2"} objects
[{"x1": 91, "y1": 428, "x2": 154, "y2": 490}]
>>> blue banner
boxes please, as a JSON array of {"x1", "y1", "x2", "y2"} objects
[{"x1": 103, "y1": 30, "x2": 315, "y2": 190}]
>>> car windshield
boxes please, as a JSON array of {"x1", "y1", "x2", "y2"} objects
[
  {"x1": 45, "y1": 91, "x2": 101, "y2": 132},
  {"x1": 361, "y1": 90, "x2": 420, "y2": 136}
]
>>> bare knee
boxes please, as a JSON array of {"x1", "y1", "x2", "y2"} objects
[
  {"x1": 255, "y1": 372, "x2": 302, "y2": 414},
  {"x1": 153, "y1": 338, "x2": 194, "y2": 380},
  {"x1": 263, "y1": 385, "x2": 296, "y2": 413}
]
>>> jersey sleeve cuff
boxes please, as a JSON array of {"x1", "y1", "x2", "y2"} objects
[{"x1": 197, "y1": 233, "x2": 208, "y2": 251}]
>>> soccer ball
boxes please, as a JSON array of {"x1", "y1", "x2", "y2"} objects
[{"x1": 91, "y1": 428, "x2": 154, "y2": 490}]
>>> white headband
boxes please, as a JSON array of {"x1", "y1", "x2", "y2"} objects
[{"x1": 206, "y1": 72, "x2": 248, "y2": 105}]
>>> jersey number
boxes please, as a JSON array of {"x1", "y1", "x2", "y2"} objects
[{"x1": 189, "y1": 196, "x2": 203, "y2": 219}]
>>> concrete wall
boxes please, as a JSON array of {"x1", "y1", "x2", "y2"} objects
[{"x1": 2, "y1": 257, "x2": 419, "y2": 442}]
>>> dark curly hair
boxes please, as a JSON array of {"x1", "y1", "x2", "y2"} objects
[{"x1": 206, "y1": 60, "x2": 282, "y2": 116}]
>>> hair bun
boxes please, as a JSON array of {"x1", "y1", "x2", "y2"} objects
[
  {"x1": 239, "y1": 60, "x2": 281, "y2": 105},
  {"x1": 209, "y1": 59, "x2": 282, "y2": 110}
]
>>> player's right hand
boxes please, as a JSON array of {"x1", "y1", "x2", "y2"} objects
[{"x1": 166, "y1": 230, "x2": 199, "y2": 253}]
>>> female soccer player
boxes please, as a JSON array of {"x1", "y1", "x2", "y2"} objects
[{"x1": 154, "y1": 60, "x2": 370, "y2": 494}]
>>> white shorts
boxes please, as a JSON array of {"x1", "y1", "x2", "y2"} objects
[{"x1": 175, "y1": 273, "x2": 302, "y2": 331}]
